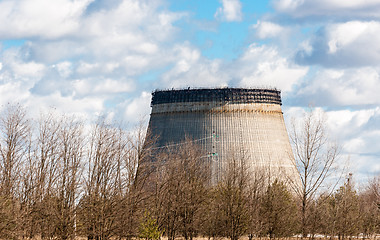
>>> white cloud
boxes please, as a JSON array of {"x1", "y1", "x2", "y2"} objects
[
  {"x1": 0, "y1": 0, "x2": 186, "y2": 123},
  {"x1": 0, "y1": 78, "x2": 105, "y2": 122},
  {"x1": 76, "y1": 61, "x2": 121, "y2": 75},
  {"x1": 326, "y1": 21, "x2": 380, "y2": 55},
  {"x1": 326, "y1": 108, "x2": 379, "y2": 137},
  {"x1": 0, "y1": 82, "x2": 31, "y2": 105},
  {"x1": 31, "y1": 92, "x2": 105, "y2": 119},
  {"x1": 160, "y1": 43, "x2": 228, "y2": 88},
  {"x1": 235, "y1": 44, "x2": 308, "y2": 93},
  {"x1": 253, "y1": 21, "x2": 288, "y2": 39},
  {"x1": 315, "y1": 107, "x2": 380, "y2": 179},
  {"x1": 72, "y1": 78, "x2": 135, "y2": 97},
  {"x1": 274, "y1": 0, "x2": 303, "y2": 12},
  {"x1": 161, "y1": 44, "x2": 308, "y2": 94},
  {"x1": 296, "y1": 21, "x2": 380, "y2": 67},
  {"x1": 3, "y1": 0, "x2": 184, "y2": 70},
  {"x1": 273, "y1": 0, "x2": 380, "y2": 18},
  {"x1": 0, "y1": 49, "x2": 46, "y2": 89},
  {"x1": 162, "y1": 58, "x2": 227, "y2": 88},
  {"x1": 11, "y1": 61, "x2": 45, "y2": 79},
  {"x1": 124, "y1": 91, "x2": 151, "y2": 120},
  {"x1": 215, "y1": 0, "x2": 242, "y2": 22},
  {"x1": 55, "y1": 61, "x2": 73, "y2": 78},
  {"x1": 0, "y1": 0, "x2": 92, "y2": 39},
  {"x1": 294, "y1": 68, "x2": 380, "y2": 106}
]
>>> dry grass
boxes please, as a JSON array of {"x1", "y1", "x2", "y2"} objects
[{"x1": 7, "y1": 236, "x2": 380, "y2": 240}]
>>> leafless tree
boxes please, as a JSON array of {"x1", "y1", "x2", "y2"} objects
[
  {"x1": 290, "y1": 108, "x2": 341, "y2": 238},
  {"x1": 260, "y1": 179, "x2": 298, "y2": 239},
  {"x1": 358, "y1": 176, "x2": 380, "y2": 238},
  {"x1": 114, "y1": 124, "x2": 157, "y2": 240},
  {"x1": 18, "y1": 136, "x2": 35, "y2": 239},
  {"x1": 54, "y1": 116, "x2": 84, "y2": 240},
  {"x1": 31, "y1": 112, "x2": 61, "y2": 239},
  {"x1": 78, "y1": 118, "x2": 121, "y2": 240},
  {"x1": 302, "y1": 194, "x2": 330, "y2": 239},
  {"x1": 198, "y1": 188, "x2": 224, "y2": 239},
  {"x1": 329, "y1": 180, "x2": 361, "y2": 240},
  {"x1": 0, "y1": 103, "x2": 30, "y2": 197},
  {"x1": 172, "y1": 142, "x2": 210, "y2": 240},
  {"x1": 0, "y1": 104, "x2": 30, "y2": 239},
  {"x1": 213, "y1": 152, "x2": 251, "y2": 240},
  {"x1": 246, "y1": 167, "x2": 270, "y2": 237},
  {"x1": 152, "y1": 140, "x2": 210, "y2": 240},
  {"x1": 14, "y1": 112, "x2": 85, "y2": 240}
]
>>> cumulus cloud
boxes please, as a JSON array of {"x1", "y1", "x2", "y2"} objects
[
  {"x1": 253, "y1": 21, "x2": 289, "y2": 39},
  {"x1": 21, "y1": 1, "x2": 184, "y2": 66},
  {"x1": 1, "y1": 48, "x2": 46, "y2": 81},
  {"x1": 123, "y1": 91, "x2": 151, "y2": 120},
  {"x1": 0, "y1": 65, "x2": 103, "y2": 121},
  {"x1": 273, "y1": 0, "x2": 380, "y2": 19},
  {"x1": 72, "y1": 78, "x2": 135, "y2": 97},
  {"x1": 295, "y1": 21, "x2": 380, "y2": 68},
  {"x1": 326, "y1": 108, "x2": 380, "y2": 138},
  {"x1": 234, "y1": 44, "x2": 308, "y2": 93},
  {"x1": 327, "y1": 108, "x2": 380, "y2": 176},
  {"x1": 215, "y1": 0, "x2": 242, "y2": 22},
  {"x1": 161, "y1": 43, "x2": 229, "y2": 88},
  {"x1": 0, "y1": 0, "x2": 185, "y2": 124},
  {"x1": 0, "y1": 0, "x2": 307, "y2": 123},
  {"x1": 0, "y1": 0, "x2": 91, "y2": 39},
  {"x1": 291, "y1": 67, "x2": 380, "y2": 107},
  {"x1": 160, "y1": 43, "x2": 307, "y2": 93}
]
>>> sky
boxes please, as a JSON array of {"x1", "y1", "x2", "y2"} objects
[{"x1": 0, "y1": 0, "x2": 379, "y2": 183}]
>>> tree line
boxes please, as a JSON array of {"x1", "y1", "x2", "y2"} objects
[{"x1": 0, "y1": 104, "x2": 379, "y2": 240}]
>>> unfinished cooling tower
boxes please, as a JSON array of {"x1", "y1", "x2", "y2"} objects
[{"x1": 147, "y1": 88, "x2": 298, "y2": 183}]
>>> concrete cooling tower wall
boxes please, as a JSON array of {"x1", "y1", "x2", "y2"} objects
[{"x1": 147, "y1": 88, "x2": 299, "y2": 184}]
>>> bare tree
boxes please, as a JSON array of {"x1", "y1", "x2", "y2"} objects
[
  {"x1": 114, "y1": 124, "x2": 156, "y2": 240},
  {"x1": 260, "y1": 179, "x2": 298, "y2": 239},
  {"x1": 358, "y1": 176, "x2": 380, "y2": 238},
  {"x1": 302, "y1": 194, "x2": 330, "y2": 239},
  {"x1": 0, "y1": 192, "x2": 23, "y2": 239},
  {"x1": 152, "y1": 141, "x2": 210, "y2": 240},
  {"x1": 171, "y1": 142, "x2": 210, "y2": 240},
  {"x1": 54, "y1": 116, "x2": 84, "y2": 240},
  {"x1": 78, "y1": 119, "x2": 121, "y2": 240},
  {"x1": 327, "y1": 179, "x2": 361, "y2": 240},
  {"x1": 213, "y1": 152, "x2": 251, "y2": 240},
  {"x1": 31, "y1": 112, "x2": 61, "y2": 239},
  {"x1": 15, "y1": 112, "x2": 85, "y2": 240},
  {"x1": 0, "y1": 104, "x2": 30, "y2": 239},
  {"x1": 290, "y1": 108, "x2": 340, "y2": 238},
  {"x1": 0, "y1": 103, "x2": 30, "y2": 197},
  {"x1": 155, "y1": 149, "x2": 181, "y2": 240},
  {"x1": 18, "y1": 135, "x2": 35, "y2": 239},
  {"x1": 247, "y1": 167, "x2": 270, "y2": 238},
  {"x1": 198, "y1": 188, "x2": 224, "y2": 239}
]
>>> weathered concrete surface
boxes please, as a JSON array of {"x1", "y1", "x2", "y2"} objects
[{"x1": 148, "y1": 89, "x2": 299, "y2": 184}]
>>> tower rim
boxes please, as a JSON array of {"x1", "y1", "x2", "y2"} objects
[{"x1": 151, "y1": 87, "x2": 282, "y2": 106}]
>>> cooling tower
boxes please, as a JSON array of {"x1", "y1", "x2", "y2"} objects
[{"x1": 147, "y1": 88, "x2": 298, "y2": 184}]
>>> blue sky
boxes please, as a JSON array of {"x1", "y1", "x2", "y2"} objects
[{"x1": 0, "y1": 0, "x2": 380, "y2": 183}]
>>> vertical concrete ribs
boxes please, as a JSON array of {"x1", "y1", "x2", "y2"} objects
[{"x1": 147, "y1": 88, "x2": 298, "y2": 183}]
